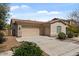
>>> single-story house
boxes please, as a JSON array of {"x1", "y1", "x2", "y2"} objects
[{"x1": 10, "y1": 18, "x2": 75, "y2": 37}]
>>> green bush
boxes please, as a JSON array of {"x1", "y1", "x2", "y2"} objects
[
  {"x1": 66, "y1": 26, "x2": 79, "y2": 35},
  {"x1": 58, "y1": 32, "x2": 66, "y2": 40},
  {"x1": 67, "y1": 32, "x2": 73, "y2": 38},
  {"x1": 13, "y1": 41, "x2": 43, "y2": 56},
  {"x1": 74, "y1": 33, "x2": 78, "y2": 37},
  {"x1": 0, "y1": 31, "x2": 5, "y2": 44}
]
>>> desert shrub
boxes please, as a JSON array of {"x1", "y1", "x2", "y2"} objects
[
  {"x1": 0, "y1": 31, "x2": 5, "y2": 44},
  {"x1": 74, "y1": 33, "x2": 78, "y2": 37},
  {"x1": 13, "y1": 41, "x2": 43, "y2": 56},
  {"x1": 67, "y1": 32, "x2": 73, "y2": 38},
  {"x1": 58, "y1": 32, "x2": 66, "y2": 40}
]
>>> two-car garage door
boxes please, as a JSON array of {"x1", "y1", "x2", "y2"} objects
[{"x1": 22, "y1": 27, "x2": 40, "y2": 37}]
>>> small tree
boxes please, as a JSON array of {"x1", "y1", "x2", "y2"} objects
[
  {"x1": 68, "y1": 9, "x2": 79, "y2": 32},
  {"x1": 0, "y1": 3, "x2": 10, "y2": 30}
]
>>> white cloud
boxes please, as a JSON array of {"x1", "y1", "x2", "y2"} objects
[
  {"x1": 10, "y1": 6, "x2": 19, "y2": 11},
  {"x1": 37, "y1": 10, "x2": 48, "y2": 14},
  {"x1": 49, "y1": 11, "x2": 61, "y2": 14},
  {"x1": 21, "y1": 5, "x2": 30, "y2": 8},
  {"x1": 37, "y1": 10, "x2": 62, "y2": 15},
  {"x1": 10, "y1": 5, "x2": 31, "y2": 11}
]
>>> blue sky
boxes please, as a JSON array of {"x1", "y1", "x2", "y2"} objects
[{"x1": 9, "y1": 3, "x2": 79, "y2": 23}]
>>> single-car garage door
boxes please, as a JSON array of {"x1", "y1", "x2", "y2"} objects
[{"x1": 22, "y1": 27, "x2": 40, "y2": 37}]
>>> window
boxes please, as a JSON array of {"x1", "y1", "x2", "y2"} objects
[{"x1": 57, "y1": 26, "x2": 61, "y2": 33}]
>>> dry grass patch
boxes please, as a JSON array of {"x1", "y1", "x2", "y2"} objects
[{"x1": 0, "y1": 36, "x2": 19, "y2": 52}]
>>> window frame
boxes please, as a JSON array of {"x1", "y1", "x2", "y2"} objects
[{"x1": 57, "y1": 26, "x2": 62, "y2": 33}]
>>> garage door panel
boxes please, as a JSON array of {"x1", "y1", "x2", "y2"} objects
[{"x1": 22, "y1": 28, "x2": 40, "y2": 37}]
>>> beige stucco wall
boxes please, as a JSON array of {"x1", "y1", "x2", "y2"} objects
[
  {"x1": 50, "y1": 22, "x2": 67, "y2": 36},
  {"x1": 39, "y1": 26, "x2": 44, "y2": 35},
  {"x1": 44, "y1": 27, "x2": 50, "y2": 36},
  {"x1": 17, "y1": 25, "x2": 22, "y2": 37}
]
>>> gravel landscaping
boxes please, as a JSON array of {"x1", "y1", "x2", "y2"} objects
[{"x1": 0, "y1": 36, "x2": 19, "y2": 52}]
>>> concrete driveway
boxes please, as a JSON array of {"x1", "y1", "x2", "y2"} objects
[{"x1": 16, "y1": 36, "x2": 79, "y2": 56}]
